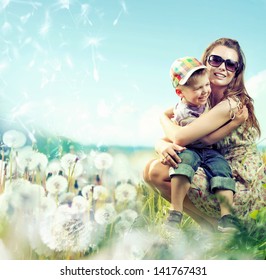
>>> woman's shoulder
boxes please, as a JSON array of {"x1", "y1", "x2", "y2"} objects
[
  {"x1": 218, "y1": 96, "x2": 241, "y2": 108},
  {"x1": 215, "y1": 96, "x2": 242, "y2": 119}
]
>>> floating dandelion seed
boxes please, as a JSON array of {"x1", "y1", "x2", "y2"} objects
[
  {"x1": 65, "y1": 54, "x2": 73, "y2": 68},
  {"x1": 0, "y1": 0, "x2": 10, "y2": 11},
  {"x1": 58, "y1": 0, "x2": 70, "y2": 10},
  {"x1": 20, "y1": 12, "x2": 32, "y2": 24},
  {"x1": 1, "y1": 22, "x2": 12, "y2": 34},
  {"x1": 94, "y1": 203, "x2": 116, "y2": 225},
  {"x1": 79, "y1": 4, "x2": 93, "y2": 26},
  {"x1": 84, "y1": 37, "x2": 103, "y2": 82},
  {"x1": 39, "y1": 11, "x2": 51, "y2": 37},
  {"x1": 2, "y1": 130, "x2": 26, "y2": 148},
  {"x1": 113, "y1": 0, "x2": 127, "y2": 26},
  {"x1": 46, "y1": 175, "x2": 68, "y2": 195}
]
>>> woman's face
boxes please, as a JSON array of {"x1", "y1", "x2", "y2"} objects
[{"x1": 207, "y1": 45, "x2": 239, "y2": 89}]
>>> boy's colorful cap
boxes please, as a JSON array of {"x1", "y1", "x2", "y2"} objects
[{"x1": 170, "y1": 57, "x2": 206, "y2": 88}]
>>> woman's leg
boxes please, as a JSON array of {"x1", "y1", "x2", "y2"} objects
[{"x1": 143, "y1": 159, "x2": 217, "y2": 230}]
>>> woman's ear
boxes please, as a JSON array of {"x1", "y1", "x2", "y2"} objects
[{"x1": 175, "y1": 88, "x2": 182, "y2": 97}]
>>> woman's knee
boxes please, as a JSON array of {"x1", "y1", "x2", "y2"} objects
[
  {"x1": 143, "y1": 159, "x2": 159, "y2": 184},
  {"x1": 143, "y1": 160, "x2": 152, "y2": 183},
  {"x1": 143, "y1": 159, "x2": 167, "y2": 184}
]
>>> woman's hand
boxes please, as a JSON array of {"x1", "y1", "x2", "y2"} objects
[{"x1": 155, "y1": 139, "x2": 186, "y2": 168}]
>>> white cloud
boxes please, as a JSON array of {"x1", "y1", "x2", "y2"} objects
[
  {"x1": 246, "y1": 71, "x2": 266, "y2": 144},
  {"x1": 246, "y1": 70, "x2": 266, "y2": 98}
]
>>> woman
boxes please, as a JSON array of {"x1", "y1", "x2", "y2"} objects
[{"x1": 143, "y1": 38, "x2": 266, "y2": 229}]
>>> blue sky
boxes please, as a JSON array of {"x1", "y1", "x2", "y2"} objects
[{"x1": 1, "y1": 0, "x2": 266, "y2": 147}]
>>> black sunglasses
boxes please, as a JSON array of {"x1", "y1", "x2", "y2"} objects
[{"x1": 208, "y1": 55, "x2": 239, "y2": 72}]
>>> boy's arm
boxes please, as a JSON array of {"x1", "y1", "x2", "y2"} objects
[{"x1": 160, "y1": 98, "x2": 241, "y2": 146}]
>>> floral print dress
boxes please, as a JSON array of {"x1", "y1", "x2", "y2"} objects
[{"x1": 187, "y1": 100, "x2": 266, "y2": 219}]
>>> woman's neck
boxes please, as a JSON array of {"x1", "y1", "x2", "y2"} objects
[{"x1": 210, "y1": 85, "x2": 227, "y2": 105}]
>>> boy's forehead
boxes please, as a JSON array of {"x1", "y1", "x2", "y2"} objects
[{"x1": 188, "y1": 71, "x2": 209, "y2": 84}]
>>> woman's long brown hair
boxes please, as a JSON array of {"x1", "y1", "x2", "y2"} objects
[{"x1": 201, "y1": 38, "x2": 261, "y2": 137}]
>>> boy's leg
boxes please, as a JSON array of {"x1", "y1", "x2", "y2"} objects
[
  {"x1": 167, "y1": 149, "x2": 201, "y2": 226},
  {"x1": 215, "y1": 189, "x2": 234, "y2": 216},
  {"x1": 203, "y1": 150, "x2": 238, "y2": 232},
  {"x1": 171, "y1": 175, "x2": 190, "y2": 212},
  {"x1": 203, "y1": 149, "x2": 235, "y2": 213}
]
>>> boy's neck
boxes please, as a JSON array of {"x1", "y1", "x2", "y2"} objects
[{"x1": 181, "y1": 98, "x2": 204, "y2": 108}]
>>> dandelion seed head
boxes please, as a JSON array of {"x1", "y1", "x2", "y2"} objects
[
  {"x1": 72, "y1": 196, "x2": 88, "y2": 213},
  {"x1": 17, "y1": 150, "x2": 48, "y2": 172},
  {"x1": 40, "y1": 205, "x2": 93, "y2": 252},
  {"x1": 4, "y1": 178, "x2": 31, "y2": 194},
  {"x1": 9, "y1": 182, "x2": 43, "y2": 214},
  {"x1": 94, "y1": 203, "x2": 116, "y2": 225},
  {"x1": 93, "y1": 185, "x2": 108, "y2": 201},
  {"x1": 115, "y1": 183, "x2": 137, "y2": 203},
  {"x1": 39, "y1": 196, "x2": 57, "y2": 216},
  {"x1": 46, "y1": 160, "x2": 62, "y2": 176},
  {"x1": 60, "y1": 153, "x2": 77, "y2": 169},
  {"x1": 94, "y1": 152, "x2": 113, "y2": 170},
  {"x1": 118, "y1": 209, "x2": 138, "y2": 224},
  {"x1": 81, "y1": 184, "x2": 94, "y2": 200},
  {"x1": 58, "y1": 191, "x2": 74, "y2": 206},
  {"x1": 2, "y1": 130, "x2": 27, "y2": 148},
  {"x1": 114, "y1": 220, "x2": 132, "y2": 235},
  {"x1": 46, "y1": 175, "x2": 68, "y2": 195}
]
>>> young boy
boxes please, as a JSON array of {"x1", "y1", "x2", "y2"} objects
[{"x1": 166, "y1": 57, "x2": 237, "y2": 233}]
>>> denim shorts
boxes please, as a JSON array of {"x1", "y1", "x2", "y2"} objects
[{"x1": 169, "y1": 148, "x2": 235, "y2": 193}]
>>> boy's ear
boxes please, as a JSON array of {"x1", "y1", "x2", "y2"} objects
[{"x1": 175, "y1": 88, "x2": 182, "y2": 97}]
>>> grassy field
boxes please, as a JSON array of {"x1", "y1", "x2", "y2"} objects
[{"x1": 0, "y1": 131, "x2": 265, "y2": 260}]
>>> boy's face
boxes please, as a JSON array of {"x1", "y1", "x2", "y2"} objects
[{"x1": 178, "y1": 73, "x2": 211, "y2": 107}]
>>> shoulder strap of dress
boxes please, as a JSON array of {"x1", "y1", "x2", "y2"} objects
[{"x1": 226, "y1": 96, "x2": 242, "y2": 120}]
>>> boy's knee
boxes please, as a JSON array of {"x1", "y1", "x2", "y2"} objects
[{"x1": 179, "y1": 150, "x2": 200, "y2": 168}]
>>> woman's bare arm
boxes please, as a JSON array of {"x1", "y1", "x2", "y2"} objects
[
  {"x1": 201, "y1": 105, "x2": 248, "y2": 145},
  {"x1": 160, "y1": 98, "x2": 240, "y2": 146}
]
